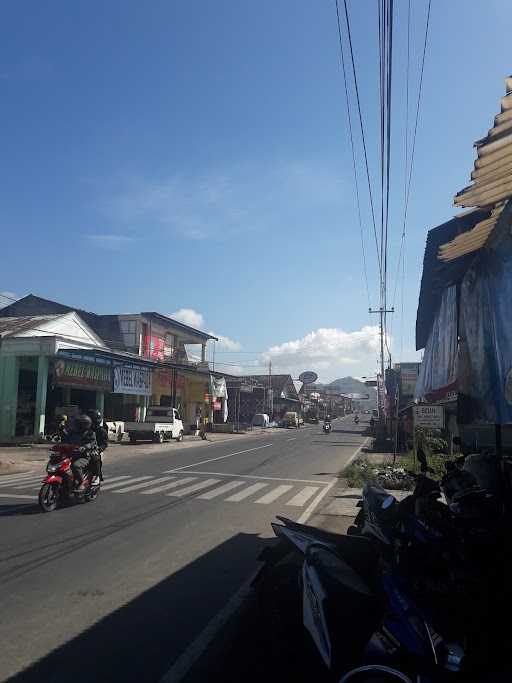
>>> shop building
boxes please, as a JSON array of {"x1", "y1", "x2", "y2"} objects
[
  {"x1": 0, "y1": 295, "x2": 220, "y2": 440},
  {"x1": 0, "y1": 312, "x2": 156, "y2": 440}
]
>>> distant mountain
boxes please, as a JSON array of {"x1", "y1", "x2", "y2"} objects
[{"x1": 327, "y1": 376, "x2": 377, "y2": 406}]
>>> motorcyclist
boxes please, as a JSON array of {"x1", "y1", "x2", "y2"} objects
[
  {"x1": 56, "y1": 414, "x2": 68, "y2": 441},
  {"x1": 86, "y1": 409, "x2": 109, "y2": 485},
  {"x1": 64, "y1": 414, "x2": 98, "y2": 490}
]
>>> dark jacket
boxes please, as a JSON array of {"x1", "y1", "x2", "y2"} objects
[
  {"x1": 94, "y1": 425, "x2": 109, "y2": 452},
  {"x1": 64, "y1": 429, "x2": 98, "y2": 458}
]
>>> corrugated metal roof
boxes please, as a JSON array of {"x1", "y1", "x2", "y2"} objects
[
  {"x1": 438, "y1": 203, "x2": 506, "y2": 262},
  {"x1": 454, "y1": 76, "x2": 512, "y2": 210},
  {"x1": 0, "y1": 315, "x2": 60, "y2": 338}
]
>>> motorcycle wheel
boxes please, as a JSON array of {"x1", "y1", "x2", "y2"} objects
[
  {"x1": 354, "y1": 508, "x2": 365, "y2": 528},
  {"x1": 38, "y1": 483, "x2": 60, "y2": 512}
]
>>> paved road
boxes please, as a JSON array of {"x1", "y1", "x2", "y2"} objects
[{"x1": 0, "y1": 417, "x2": 367, "y2": 683}]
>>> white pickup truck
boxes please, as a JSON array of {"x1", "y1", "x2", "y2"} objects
[{"x1": 125, "y1": 407, "x2": 184, "y2": 444}]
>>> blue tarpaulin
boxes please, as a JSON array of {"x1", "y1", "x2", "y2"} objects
[
  {"x1": 415, "y1": 285, "x2": 458, "y2": 402},
  {"x1": 459, "y1": 236, "x2": 512, "y2": 424}
]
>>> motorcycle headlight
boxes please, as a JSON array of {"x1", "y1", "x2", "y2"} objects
[{"x1": 47, "y1": 463, "x2": 59, "y2": 473}]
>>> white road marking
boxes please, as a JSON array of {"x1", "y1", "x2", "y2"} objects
[
  {"x1": 113, "y1": 477, "x2": 175, "y2": 493},
  {"x1": 167, "y1": 479, "x2": 220, "y2": 498},
  {"x1": 225, "y1": 482, "x2": 268, "y2": 502},
  {"x1": 286, "y1": 486, "x2": 320, "y2": 507},
  {"x1": 167, "y1": 470, "x2": 327, "y2": 485},
  {"x1": 101, "y1": 476, "x2": 150, "y2": 491},
  {"x1": 0, "y1": 493, "x2": 35, "y2": 500},
  {"x1": 101, "y1": 475, "x2": 138, "y2": 484},
  {"x1": 0, "y1": 475, "x2": 40, "y2": 487},
  {"x1": 9, "y1": 477, "x2": 43, "y2": 489},
  {"x1": 286, "y1": 438, "x2": 296, "y2": 442},
  {"x1": 140, "y1": 477, "x2": 196, "y2": 494},
  {"x1": 164, "y1": 443, "x2": 273, "y2": 473},
  {"x1": 159, "y1": 568, "x2": 261, "y2": 683},
  {"x1": 196, "y1": 480, "x2": 246, "y2": 500},
  {"x1": 0, "y1": 471, "x2": 37, "y2": 483},
  {"x1": 158, "y1": 428, "x2": 367, "y2": 683},
  {"x1": 255, "y1": 484, "x2": 293, "y2": 505},
  {"x1": 297, "y1": 436, "x2": 370, "y2": 524}
]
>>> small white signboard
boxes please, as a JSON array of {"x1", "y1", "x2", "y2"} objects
[{"x1": 413, "y1": 404, "x2": 444, "y2": 429}]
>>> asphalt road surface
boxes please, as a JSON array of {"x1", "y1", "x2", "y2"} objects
[{"x1": 0, "y1": 417, "x2": 367, "y2": 683}]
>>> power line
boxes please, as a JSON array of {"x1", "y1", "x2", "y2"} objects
[
  {"x1": 342, "y1": 0, "x2": 382, "y2": 280},
  {"x1": 334, "y1": 0, "x2": 372, "y2": 310},
  {"x1": 391, "y1": 0, "x2": 432, "y2": 316}
]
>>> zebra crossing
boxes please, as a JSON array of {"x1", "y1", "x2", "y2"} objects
[{"x1": 0, "y1": 468, "x2": 328, "y2": 508}]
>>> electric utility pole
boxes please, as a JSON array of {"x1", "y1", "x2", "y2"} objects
[
  {"x1": 268, "y1": 359, "x2": 273, "y2": 417},
  {"x1": 369, "y1": 306, "x2": 394, "y2": 420}
]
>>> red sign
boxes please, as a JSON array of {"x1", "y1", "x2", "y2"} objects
[
  {"x1": 143, "y1": 335, "x2": 165, "y2": 361},
  {"x1": 213, "y1": 400, "x2": 222, "y2": 411}
]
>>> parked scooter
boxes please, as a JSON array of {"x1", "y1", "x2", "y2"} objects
[
  {"x1": 323, "y1": 421, "x2": 332, "y2": 434},
  {"x1": 38, "y1": 443, "x2": 100, "y2": 512},
  {"x1": 261, "y1": 515, "x2": 464, "y2": 680},
  {"x1": 351, "y1": 454, "x2": 502, "y2": 671}
]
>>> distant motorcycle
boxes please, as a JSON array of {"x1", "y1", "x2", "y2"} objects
[
  {"x1": 38, "y1": 443, "x2": 100, "y2": 512},
  {"x1": 354, "y1": 415, "x2": 360, "y2": 424},
  {"x1": 323, "y1": 421, "x2": 332, "y2": 434}
]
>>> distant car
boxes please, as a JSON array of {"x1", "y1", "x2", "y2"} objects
[
  {"x1": 308, "y1": 416, "x2": 319, "y2": 424},
  {"x1": 252, "y1": 413, "x2": 270, "y2": 428},
  {"x1": 283, "y1": 411, "x2": 301, "y2": 428}
]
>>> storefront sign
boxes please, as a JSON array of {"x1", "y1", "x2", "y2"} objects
[
  {"x1": 413, "y1": 404, "x2": 445, "y2": 429},
  {"x1": 53, "y1": 359, "x2": 112, "y2": 390},
  {"x1": 113, "y1": 365, "x2": 152, "y2": 396}
]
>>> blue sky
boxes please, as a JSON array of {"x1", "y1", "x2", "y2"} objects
[{"x1": 1, "y1": 1, "x2": 510, "y2": 381}]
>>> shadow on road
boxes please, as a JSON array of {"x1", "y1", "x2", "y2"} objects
[
  {"x1": 0, "y1": 503, "x2": 39, "y2": 517},
  {"x1": 6, "y1": 532, "x2": 268, "y2": 683}
]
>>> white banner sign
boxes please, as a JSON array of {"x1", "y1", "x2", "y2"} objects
[
  {"x1": 413, "y1": 404, "x2": 444, "y2": 429},
  {"x1": 113, "y1": 366, "x2": 152, "y2": 396}
]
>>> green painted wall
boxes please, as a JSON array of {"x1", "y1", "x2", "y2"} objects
[{"x1": 0, "y1": 355, "x2": 19, "y2": 440}]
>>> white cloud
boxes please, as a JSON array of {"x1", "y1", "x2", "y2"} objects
[
  {"x1": 87, "y1": 234, "x2": 135, "y2": 249},
  {"x1": 246, "y1": 326, "x2": 382, "y2": 382},
  {"x1": 170, "y1": 308, "x2": 205, "y2": 329},
  {"x1": 0, "y1": 291, "x2": 18, "y2": 309},
  {"x1": 210, "y1": 333, "x2": 242, "y2": 352},
  {"x1": 169, "y1": 310, "x2": 242, "y2": 352},
  {"x1": 101, "y1": 160, "x2": 346, "y2": 241}
]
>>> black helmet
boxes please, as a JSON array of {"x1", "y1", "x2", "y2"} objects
[
  {"x1": 74, "y1": 414, "x2": 92, "y2": 433},
  {"x1": 86, "y1": 409, "x2": 102, "y2": 425}
]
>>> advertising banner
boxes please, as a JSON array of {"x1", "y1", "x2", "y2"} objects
[
  {"x1": 53, "y1": 359, "x2": 112, "y2": 391},
  {"x1": 143, "y1": 335, "x2": 165, "y2": 361},
  {"x1": 113, "y1": 365, "x2": 152, "y2": 396}
]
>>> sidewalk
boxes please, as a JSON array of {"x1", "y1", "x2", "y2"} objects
[
  {"x1": 0, "y1": 427, "x2": 273, "y2": 476},
  {"x1": 309, "y1": 484, "x2": 410, "y2": 534},
  {"x1": 308, "y1": 449, "x2": 411, "y2": 533}
]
